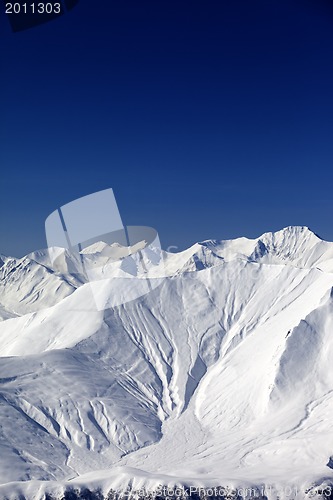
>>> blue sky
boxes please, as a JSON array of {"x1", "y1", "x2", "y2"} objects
[{"x1": 1, "y1": 0, "x2": 333, "y2": 256}]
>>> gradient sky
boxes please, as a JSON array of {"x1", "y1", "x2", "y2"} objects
[{"x1": 1, "y1": 0, "x2": 333, "y2": 257}]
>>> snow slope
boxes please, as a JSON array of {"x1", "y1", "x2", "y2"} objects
[{"x1": 0, "y1": 226, "x2": 333, "y2": 498}]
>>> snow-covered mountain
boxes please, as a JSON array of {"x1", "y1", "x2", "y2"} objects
[{"x1": 0, "y1": 226, "x2": 333, "y2": 499}]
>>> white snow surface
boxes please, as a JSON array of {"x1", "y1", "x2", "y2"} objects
[{"x1": 0, "y1": 226, "x2": 333, "y2": 498}]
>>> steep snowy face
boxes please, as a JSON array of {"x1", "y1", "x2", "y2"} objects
[
  {"x1": 0, "y1": 227, "x2": 333, "y2": 495},
  {"x1": 0, "y1": 254, "x2": 77, "y2": 317}
]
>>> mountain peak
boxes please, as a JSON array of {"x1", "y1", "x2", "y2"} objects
[
  {"x1": 268, "y1": 225, "x2": 321, "y2": 240},
  {"x1": 257, "y1": 226, "x2": 322, "y2": 247},
  {"x1": 259, "y1": 226, "x2": 321, "y2": 240}
]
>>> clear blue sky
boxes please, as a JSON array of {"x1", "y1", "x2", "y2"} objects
[{"x1": 1, "y1": 0, "x2": 333, "y2": 256}]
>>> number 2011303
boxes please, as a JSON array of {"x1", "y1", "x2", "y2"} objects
[{"x1": 5, "y1": 3, "x2": 62, "y2": 14}]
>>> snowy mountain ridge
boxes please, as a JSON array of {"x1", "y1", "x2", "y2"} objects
[
  {"x1": 1, "y1": 225, "x2": 332, "y2": 319},
  {"x1": 0, "y1": 226, "x2": 333, "y2": 499}
]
